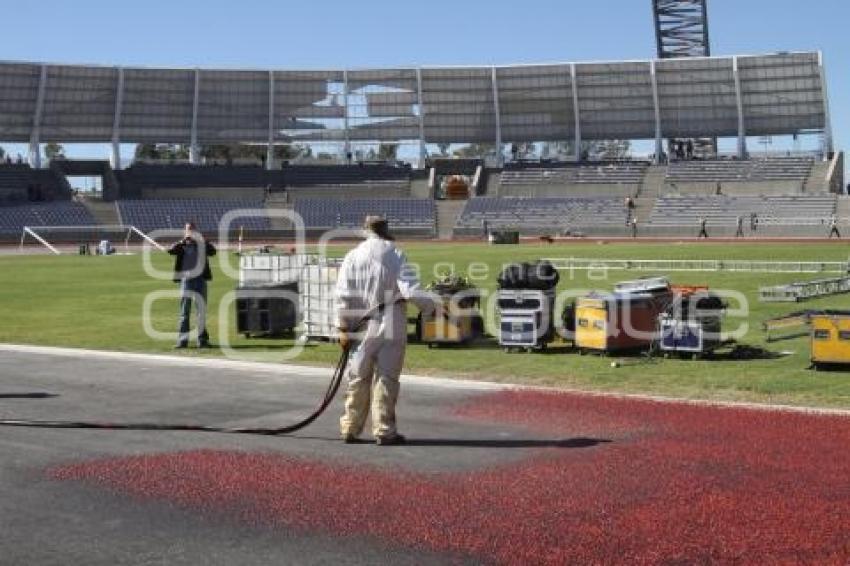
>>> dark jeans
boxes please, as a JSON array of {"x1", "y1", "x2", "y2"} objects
[{"x1": 178, "y1": 278, "x2": 208, "y2": 346}]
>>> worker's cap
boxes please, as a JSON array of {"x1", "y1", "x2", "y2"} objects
[{"x1": 364, "y1": 215, "x2": 393, "y2": 239}]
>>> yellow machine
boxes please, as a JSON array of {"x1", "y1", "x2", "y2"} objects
[
  {"x1": 574, "y1": 297, "x2": 610, "y2": 352},
  {"x1": 810, "y1": 311, "x2": 850, "y2": 368},
  {"x1": 418, "y1": 290, "x2": 482, "y2": 347},
  {"x1": 421, "y1": 307, "x2": 476, "y2": 346}
]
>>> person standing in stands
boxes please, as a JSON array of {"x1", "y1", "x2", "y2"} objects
[
  {"x1": 698, "y1": 217, "x2": 709, "y2": 239},
  {"x1": 829, "y1": 214, "x2": 841, "y2": 239},
  {"x1": 631, "y1": 217, "x2": 638, "y2": 239},
  {"x1": 169, "y1": 222, "x2": 217, "y2": 349},
  {"x1": 736, "y1": 215, "x2": 744, "y2": 238}
]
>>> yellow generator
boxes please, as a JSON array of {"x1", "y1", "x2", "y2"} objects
[
  {"x1": 420, "y1": 304, "x2": 478, "y2": 347},
  {"x1": 810, "y1": 310, "x2": 850, "y2": 368},
  {"x1": 418, "y1": 281, "x2": 482, "y2": 347}
]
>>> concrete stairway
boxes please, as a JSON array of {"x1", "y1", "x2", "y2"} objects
[
  {"x1": 632, "y1": 196, "x2": 657, "y2": 226},
  {"x1": 487, "y1": 171, "x2": 502, "y2": 196},
  {"x1": 409, "y1": 178, "x2": 432, "y2": 199},
  {"x1": 82, "y1": 199, "x2": 121, "y2": 225},
  {"x1": 435, "y1": 199, "x2": 466, "y2": 240},
  {"x1": 638, "y1": 165, "x2": 667, "y2": 197},
  {"x1": 265, "y1": 194, "x2": 295, "y2": 230},
  {"x1": 804, "y1": 160, "x2": 830, "y2": 193},
  {"x1": 835, "y1": 196, "x2": 850, "y2": 219}
]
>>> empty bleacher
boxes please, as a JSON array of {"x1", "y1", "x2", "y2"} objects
[
  {"x1": 0, "y1": 164, "x2": 72, "y2": 202},
  {"x1": 282, "y1": 164, "x2": 410, "y2": 186},
  {"x1": 454, "y1": 197, "x2": 627, "y2": 236},
  {"x1": 280, "y1": 165, "x2": 412, "y2": 199},
  {"x1": 664, "y1": 157, "x2": 815, "y2": 195},
  {"x1": 116, "y1": 165, "x2": 267, "y2": 198},
  {"x1": 498, "y1": 162, "x2": 648, "y2": 197},
  {"x1": 648, "y1": 195, "x2": 837, "y2": 227},
  {"x1": 0, "y1": 201, "x2": 96, "y2": 234},
  {"x1": 0, "y1": 165, "x2": 31, "y2": 202},
  {"x1": 0, "y1": 164, "x2": 34, "y2": 188},
  {"x1": 116, "y1": 163, "x2": 413, "y2": 199},
  {"x1": 117, "y1": 198, "x2": 269, "y2": 234},
  {"x1": 502, "y1": 162, "x2": 648, "y2": 185},
  {"x1": 283, "y1": 184, "x2": 409, "y2": 200},
  {"x1": 293, "y1": 198, "x2": 435, "y2": 235}
]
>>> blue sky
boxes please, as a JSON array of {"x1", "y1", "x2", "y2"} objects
[{"x1": 1, "y1": 0, "x2": 847, "y2": 158}]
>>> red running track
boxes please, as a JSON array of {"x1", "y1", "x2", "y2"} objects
[{"x1": 51, "y1": 391, "x2": 850, "y2": 564}]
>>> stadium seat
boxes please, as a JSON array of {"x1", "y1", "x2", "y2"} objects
[
  {"x1": 665, "y1": 157, "x2": 814, "y2": 184},
  {"x1": 648, "y1": 195, "x2": 837, "y2": 226},
  {"x1": 455, "y1": 197, "x2": 627, "y2": 233},
  {"x1": 0, "y1": 202, "x2": 97, "y2": 234},
  {"x1": 501, "y1": 162, "x2": 649, "y2": 186},
  {"x1": 293, "y1": 198, "x2": 436, "y2": 234},
  {"x1": 116, "y1": 198, "x2": 270, "y2": 234}
]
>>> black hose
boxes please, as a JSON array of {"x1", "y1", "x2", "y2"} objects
[
  {"x1": 0, "y1": 300, "x2": 396, "y2": 436},
  {"x1": 0, "y1": 347, "x2": 350, "y2": 436}
]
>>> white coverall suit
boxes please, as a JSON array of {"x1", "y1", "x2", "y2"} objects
[{"x1": 335, "y1": 234, "x2": 433, "y2": 439}]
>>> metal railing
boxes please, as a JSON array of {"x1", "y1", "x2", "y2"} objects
[
  {"x1": 545, "y1": 257, "x2": 849, "y2": 274},
  {"x1": 759, "y1": 276, "x2": 850, "y2": 302}
]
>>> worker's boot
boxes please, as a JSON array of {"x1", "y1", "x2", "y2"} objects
[{"x1": 376, "y1": 433, "x2": 406, "y2": 446}]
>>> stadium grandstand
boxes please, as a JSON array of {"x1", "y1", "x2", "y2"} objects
[{"x1": 0, "y1": 50, "x2": 843, "y2": 241}]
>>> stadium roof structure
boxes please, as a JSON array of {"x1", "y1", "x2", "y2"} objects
[{"x1": 0, "y1": 51, "x2": 832, "y2": 168}]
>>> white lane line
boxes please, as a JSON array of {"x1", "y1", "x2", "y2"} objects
[
  {"x1": 0, "y1": 343, "x2": 506, "y2": 392},
  {"x1": 1, "y1": 343, "x2": 849, "y2": 416}
]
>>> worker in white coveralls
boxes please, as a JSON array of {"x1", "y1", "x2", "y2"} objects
[{"x1": 335, "y1": 215, "x2": 439, "y2": 446}]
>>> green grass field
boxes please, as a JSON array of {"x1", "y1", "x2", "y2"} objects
[{"x1": 3, "y1": 241, "x2": 850, "y2": 408}]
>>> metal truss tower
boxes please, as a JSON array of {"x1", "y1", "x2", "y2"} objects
[
  {"x1": 653, "y1": 0, "x2": 716, "y2": 156},
  {"x1": 653, "y1": 0, "x2": 711, "y2": 59}
]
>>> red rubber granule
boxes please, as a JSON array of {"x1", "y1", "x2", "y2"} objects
[{"x1": 50, "y1": 390, "x2": 850, "y2": 565}]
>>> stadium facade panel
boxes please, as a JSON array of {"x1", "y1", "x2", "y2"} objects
[
  {"x1": 121, "y1": 68, "x2": 195, "y2": 143},
  {"x1": 0, "y1": 52, "x2": 832, "y2": 165},
  {"x1": 0, "y1": 63, "x2": 42, "y2": 141}
]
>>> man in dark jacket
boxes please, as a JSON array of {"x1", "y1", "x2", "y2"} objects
[
  {"x1": 697, "y1": 217, "x2": 709, "y2": 239},
  {"x1": 169, "y1": 223, "x2": 216, "y2": 348}
]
